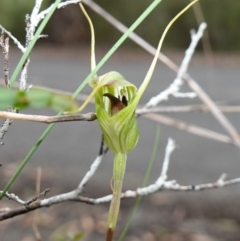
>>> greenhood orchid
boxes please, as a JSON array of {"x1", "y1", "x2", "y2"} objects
[
  {"x1": 89, "y1": 71, "x2": 139, "y2": 154},
  {"x1": 77, "y1": 1, "x2": 199, "y2": 240}
]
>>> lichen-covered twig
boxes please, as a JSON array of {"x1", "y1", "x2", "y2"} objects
[
  {"x1": 0, "y1": 32, "x2": 14, "y2": 147},
  {"x1": 0, "y1": 188, "x2": 50, "y2": 207},
  {"x1": 0, "y1": 31, "x2": 9, "y2": 86},
  {"x1": 0, "y1": 25, "x2": 25, "y2": 52},
  {"x1": 1, "y1": 138, "x2": 240, "y2": 221}
]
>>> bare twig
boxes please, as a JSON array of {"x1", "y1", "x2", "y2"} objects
[
  {"x1": 0, "y1": 25, "x2": 25, "y2": 52},
  {"x1": 191, "y1": 0, "x2": 214, "y2": 70},
  {"x1": 0, "y1": 108, "x2": 17, "y2": 147},
  {"x1": 25, "y1": 188, "x2": 50, "y2": 207},
  {"x1": 0, "y1": 32, "x2": 10, "y2": 86},
  {"x1": 137, "y1": 104, "x2": 240, "y2": 114},
  {"x1": 0, "y1": 32, "x2": 13, "y2": 147},
  {"x1": 0, "y1": 188, "x2": 50, "y2": 207},
  {"x1": 58, "y1": 0, "x2": 82, "y2": 8},
  {"x1": 0, "y1": 106, "x2": 235, "y2": 145},
  {"x1": 144, "y1": 113, "x2": 233, "y2": 144},
  {"x1": 37, "y1": 0, "x2": 82, "y2": 24},
  {"x1": 146, "y1": 22, "x2": 207, "y2": 107},
  {"x1": 76, "y1": 137, "x2": 108, "y2": 194},
  {"x1": 185, "y1": 76, "x2": 240, "y2": 146},
  {"x1": 30, "y1": 0, "x2": 44, "y2": 31},
  {"x1": 19, "y1": 58, "x2": 30, "y2": 90},
  {"x1": 0, "y1": 111, "x2": 96, "y2": 123}
]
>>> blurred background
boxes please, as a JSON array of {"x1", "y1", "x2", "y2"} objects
[
  {"x1": 0, "y1": 0, "x2": 240, "y2": 51},
  {"x1": 1, "y1": 1, "x2": 240, "y2": 241}
]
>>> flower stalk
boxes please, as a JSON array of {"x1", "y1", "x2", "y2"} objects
[{"x1": 106, "y1": 153, "x2": 127, "y2": 241}]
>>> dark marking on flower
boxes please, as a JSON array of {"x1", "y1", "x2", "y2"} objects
[
  {"x1": 122, "y1": 95, "x2": 128, "y2": 106},
  {"x1": 103, "y1": 93, "x2": 126, "y2": 116}
]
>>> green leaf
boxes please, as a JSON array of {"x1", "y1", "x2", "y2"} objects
[
  {"x1": 51, "y1": 94, "x2": 78, "y2": 112},
  {"x1": 0, "y1": 88, "x2": 18, "y2": 109},
  {"x1": 26, "y1": 89, "x2": 53, "y2": 107},
  {"x1": 0, "y1": 87, "x2": 79, "y2": 112}
]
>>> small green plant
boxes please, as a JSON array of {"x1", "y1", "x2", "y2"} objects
[
  {"x1": 78, "y1": 1, "x2": 198, "y2": 240},
  {"x1": 0, "y1": 1, "x2": 198, "y2": 240}
]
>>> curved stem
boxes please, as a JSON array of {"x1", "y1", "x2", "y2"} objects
[{"x1": 106, "y1": 153, "x2": 127, "y2": 241}]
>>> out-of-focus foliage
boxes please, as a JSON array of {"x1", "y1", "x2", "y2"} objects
[
  {"x1": 0, "y1": 0, "x2": 240, "y2": 51},
  {"x1": 0, "y1": 88, "x2": 79, "y2": 112}
]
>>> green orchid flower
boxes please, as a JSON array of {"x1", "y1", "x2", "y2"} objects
[
  {"x1": 77, "y1": 1, "x2": 198, "y2": 240},
  {"x1": 89, "y1": 71, "x2": 139, "y2": 154}
]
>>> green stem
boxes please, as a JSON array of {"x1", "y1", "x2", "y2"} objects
[
  {"x1": 106, "y1": 153, "x2": 127, "y2": 241},
  {"x1": 118, "y1": 126, "x2": 160, "y2": 241}
]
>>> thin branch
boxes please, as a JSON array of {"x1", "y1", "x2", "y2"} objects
[
  {"x1": 161, "y1": 138, "x2": 175, "y2": 178},
  {"x1": 2, "y1": 174, "x2": 239, "y2": 221},
  {"x1": 185, "y1": 75, "x2": 240, "y2": 146},
  {"x1": 163, "y1": 175, "x2": 240, "y2": 191},
  {"x1": 0, "y1": 32, "x2": 14, "y2": 147},
  {"x1": 30, "y1": 0, "x2": 44, "y2": 30},
  {"x1": 25, "y1": 188, "x2": 50, "y2": 207},
  {"x1": 191, "y1": 0, "x2": 214, "y2": 70},
  {"x1": 144, "y1": 113, "x2": 233, "y2": 144},
  {"x1": 0, "y1": 32, "x2": 10, "y2": 86},
  {"x1": 137, "y1": 104, "x2": 240, "y2": 114},
  {"x1": 36, "y1": 0, "x2": 82, "y2": 25},
  {"x1": 58, "y1": 0, "x2": 82, "y2": 8},
  {"x1": 0, "y1": 107, "x2": 235, "y2": 145},
  {"x1": 0, "y1": 108, "x2": 17, "y2": 147},
  {"x1": 146, "y1": 23, "x2": 207, "y2": 107},
  {"x1": 0, "y1": 25, "x2": 25, "y2": 52},
  {"x1": 76, "y1": 137, "x2": 108, "y2": 194},
  {"x1": 0, "y1": 111, "x2": 96, "y2": 123},
  {"x1": 19, "y1": 58, "x2": 30, "y2": 90},
  {"x1": 0, "y1": 188, "x2": 50, "y2": 207}
]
